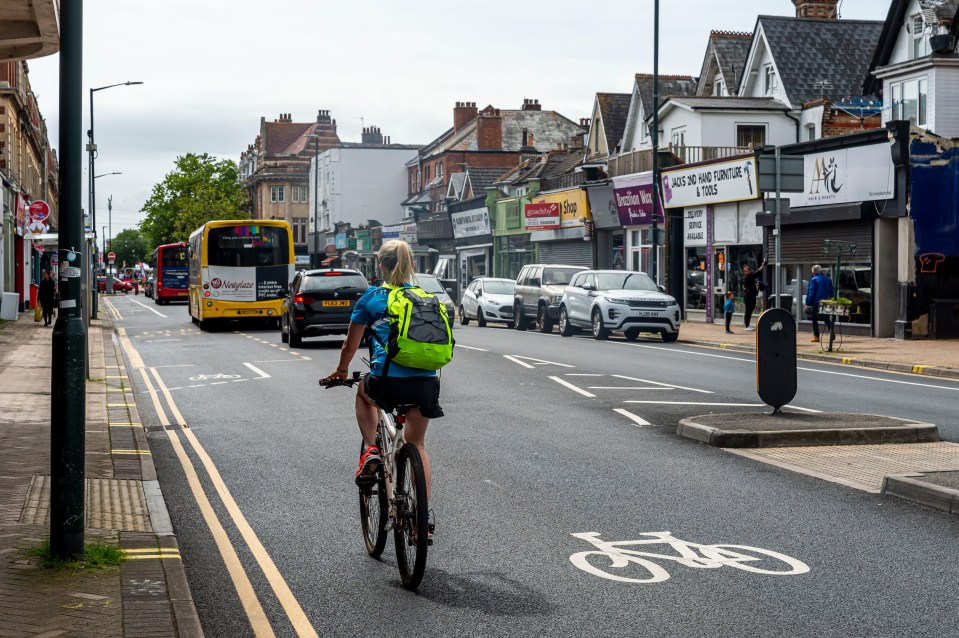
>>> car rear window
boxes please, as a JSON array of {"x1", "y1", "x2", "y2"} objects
[
  {"x1": 300, "y1": 273, "x2": 369, "y2": 292},
  {"x1": 542, "y1": 268, "x2": 582, "y2": 285}
]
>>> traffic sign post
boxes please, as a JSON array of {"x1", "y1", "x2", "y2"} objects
[{"x1": 758, "y1": 152, "x2": 805, "y2": 308}]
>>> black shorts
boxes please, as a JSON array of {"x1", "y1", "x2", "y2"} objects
[{"x1": 363, "y1": 375, "x2": 444, "y2": 419}]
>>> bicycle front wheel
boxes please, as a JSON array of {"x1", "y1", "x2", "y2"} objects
[
  {"x1": 394, "y1": 444, "x2": 429, "y2": 589},
  {"x1": 359, "y1": 476, "x2": 388, "y2": 557}
]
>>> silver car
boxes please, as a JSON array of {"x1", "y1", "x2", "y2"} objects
[
  {"x1": 414, "y1": 273, "x2": 457, "y2": 325},
  {"x1": 460, "y1": 277, "x2": 515, "y2": 328},
  {"x1": 559, "y1": 270, "x2": 681, "y2": 342}
]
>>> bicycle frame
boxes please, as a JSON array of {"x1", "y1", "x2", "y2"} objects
[{"x1": 374, "y1": 406, "x2": 408, "y2": 530}]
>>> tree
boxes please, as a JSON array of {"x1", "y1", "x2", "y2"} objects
[
  {"x1": 110, "y1": 228, "x2": 148, "y2": 269},
  {"x1": 139, "y1": 153, "x2": 250, "y2": 249}
]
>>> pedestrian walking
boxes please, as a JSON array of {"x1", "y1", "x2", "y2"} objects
[
  {"x1": 724, "y1": 291, "x2": 735, "y2": 334},
  {"x1": 38, "y1": 270, "x2": 57, "y2": 327},
  {"x1": 742, "y1": 259, "x2": 766, "y2": 331},
  {"x1": 804, "y1": 264, "x2": 834, "y2": 343}
]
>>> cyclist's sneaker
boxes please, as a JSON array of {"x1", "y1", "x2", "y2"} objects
[{"x1": 355, "y1": 446, "x2": 382, "y2": 486}]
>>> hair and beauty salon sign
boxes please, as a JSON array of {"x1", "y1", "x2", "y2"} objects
[
  {"x1": 612, "y1": 173, "x2": 664, "y2": 226},
  {"x1": 661, "y1": 157, "x2": 758, "y2": 208},
  {"x1": 789, "y1": 142, "x2": 895, "y2": 208}
]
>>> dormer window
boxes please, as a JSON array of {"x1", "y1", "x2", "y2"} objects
[
  {"x1": 763, "y1": 65, "x2": 777, "y2": 96},
  {"x1": 714, "y1": 78, "x2": 725, "y2": 96},
  {"x1": 912, "y1": 15, "x2": 931, "y2": 58}
]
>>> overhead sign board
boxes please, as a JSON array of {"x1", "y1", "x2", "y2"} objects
[
  {"x1": 789, "y1": 142, "x2": 895, "y2": 208},
  {"x1": 451, "y1": 207, "x2": 492, "y2": 239},
  {"x1": 758, "y1": 155, "x2": 805, "y2": 193},
  {"x1": 662, "y1": 156, "x2": 759, "y2": 208}
]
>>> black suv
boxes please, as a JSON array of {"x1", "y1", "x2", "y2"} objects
[{"x1": 280, "y1": 268, "x2": 370, "y2": 347}]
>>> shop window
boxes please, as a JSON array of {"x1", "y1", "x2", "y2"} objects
[{"x1": 685, "y1": 246, "x2": 708, "y2": 310}]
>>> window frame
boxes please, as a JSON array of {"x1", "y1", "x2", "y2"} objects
[
  {"x1": 763, "y1": 65, "x2": 777, "y2": 96},
  {"x1": 270, "y1": 185, "x2": 286, "y2": 203}
]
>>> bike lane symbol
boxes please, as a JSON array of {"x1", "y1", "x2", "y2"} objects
[
  {"x1": 188, "y1": 373, "x2": 242, "y2": 381},
  {"x1": 569, "y1": 531, "x2": 810, "y2": 584}
]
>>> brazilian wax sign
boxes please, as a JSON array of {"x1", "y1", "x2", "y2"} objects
[
  {"x1": 612, "y1": 173, "x2": 664, "y2": 226},
  {"x1": 661, "y1": 157, "x2": 758, "y2": 208}
]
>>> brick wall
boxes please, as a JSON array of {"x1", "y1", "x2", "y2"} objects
[
  {"x1": 477, "y1": 109, "x2": 502, "y2": 150},
  {"x1": 792, "y1": 0, "x2": 838, "y2": 19}
]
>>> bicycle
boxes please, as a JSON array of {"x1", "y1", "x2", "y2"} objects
[
  {"x1": 320, "y1": 371, "x2": 432, "y2": 590},
  {"x1": 569, "y1": 531, "x2": 809, "y2": 583}
]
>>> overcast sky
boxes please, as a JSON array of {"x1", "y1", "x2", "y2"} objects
[{"x1": 26, "y1": 0, "x2": 888, "y2": 237}]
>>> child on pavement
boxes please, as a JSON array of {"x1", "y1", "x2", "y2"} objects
[{"x1": 724, "y1": 291, "x2": 735, "y2": 334}]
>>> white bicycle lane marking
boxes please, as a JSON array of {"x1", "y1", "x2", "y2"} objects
[
  {"x1": 166, "y1": 363, "x2": 272, "y2": 391},
  {"x1": 569, "y1": 531, "x2": 810, "y2": 584}
]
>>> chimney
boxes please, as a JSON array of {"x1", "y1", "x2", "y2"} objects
[
  {"x1": 362, "y1": 125, "x2": 384, "y2": 144},
  {"x1": 453, "y1": 101, "x2": 478, "y2": 131},
  {"x1": 521, "y1": 98, "x2": 542, "y2": 111},
  {"x1": 477, "y1": 107, "x2": 503, "y2": 150},
  {"x1": 792, "y1": 0, "x2": 839, "y2": 19},
  {"x1": 277, "y1": 113, "x2": 293, "y2": 123},
  {"x1": 316, "y1": 109, "x2": 332, "y2": 124}
]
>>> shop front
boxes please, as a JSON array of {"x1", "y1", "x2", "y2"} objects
[
  {"x1": 450, "y1": 199, "x2": 493, "y2": 299},
  {"x1": 525, "y1": 187, "x2": 592, "y2": 267},
  {"x1": 611, "y1": 172, "x2": 664, "y2": 280},
  {"x1": 757, "y1": 136, "x2": 898, "y2": 336},
  {"x1": 585, "y1": 182, "x2": 619, "y2": 269},
  {"x1": 492, "y1": 193, "x2": 534, "y2": 280}
]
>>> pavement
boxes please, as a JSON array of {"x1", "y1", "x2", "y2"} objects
[{"x1": 0, "y1": 310, "x2": 202, "y2": 638}]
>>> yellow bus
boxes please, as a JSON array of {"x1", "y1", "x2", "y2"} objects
[{"x1": 188, "y1": 219, "x2": 294, "y2": 330}]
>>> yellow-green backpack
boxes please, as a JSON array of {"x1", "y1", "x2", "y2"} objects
[{"x1": 377, "y1": 284, "x2": 454, "y2": 374}]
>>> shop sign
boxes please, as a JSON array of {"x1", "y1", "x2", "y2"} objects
[
  {"x1": 586, "y1": 184, "x2": 620, "y2": 230},
  {"x1": 382, "y1": 224, "x2": 401, "y2": 240},
  {"x1": 685, "y1": 207, "x2": 707, "y2": 247},
  {"x1": 335, "y1": 233, "x2": 348, "y2": 249},
  {"x1": 451, "y1": 207, "x2": 491, "y2": 239},
  {"x1": 662, "y1": 157, "x2": 758, "y2": 208},
  {"x1": 529, "y1": 189, "x2": 590, "y2": 230},
  {"x1": 612, "y1": 176, "x2": 664, "y2": 226},
  {"x1": 401, "y1": 222, "x2": 417, "y2": 244},
  {"x1": 524, "y1": 202, "x2": 561, "y2": 230},
  {"x1": 789, "y1": 142, "x2": 894, "y2": 208}
]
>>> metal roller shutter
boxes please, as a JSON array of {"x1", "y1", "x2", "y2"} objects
[
  {"x1": 767, "y1": 220, "x2": 872, "y2": 263},
  {"x1": 536, "y1": 240, "x2": 592, "y2": 267}
]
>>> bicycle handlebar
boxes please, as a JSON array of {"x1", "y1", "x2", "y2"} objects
[{"x1": 319, "y1": 371, "x2": 362, "y2": 389}]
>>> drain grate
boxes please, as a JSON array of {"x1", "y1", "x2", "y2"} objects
[{"x1": 20, "y1": 475, "x2": 153, "y2": 532}]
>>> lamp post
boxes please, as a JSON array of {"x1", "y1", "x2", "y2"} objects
[
  {"x1": 88, "y1": 81, "x2": 142, "y2": 318},
  {"x1": 306, "y1": 133, "x2": 320, "y2": 267},
  {"x1": 94, "y1": 173, "x2": 120, "y2": 295},
  {"x1": 650, "y1": 0, "x2": 661, "y2": 286}
]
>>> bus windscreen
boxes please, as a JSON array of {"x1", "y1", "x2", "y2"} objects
[{"x1": 160, "y1": 247, "x2": 188, "y2": 290}]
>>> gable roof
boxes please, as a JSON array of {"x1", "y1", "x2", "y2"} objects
[
  {"x1": 697, "y1": 31, "x2": 753, "y2": 95},
  {"x1": 756, "y1": 15, "x2": 885, "y2": 105},
  {"x1": 464, "y1": 166, "x2": 508, "y2": 197},
  {"x1": 635, "y1": 74, "x2": 699, "y2": 114},
  {"x1": 596, "y1": 93, "x2": 631, "y2": 151},
  {"x1": 864, "y1": 0, "x2": 959, "y2": 95}
]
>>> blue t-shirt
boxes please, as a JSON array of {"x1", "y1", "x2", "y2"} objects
[
  {"x1": 351, "y1": 285, "x2": 435, "y2": 378},
  {"x1": 724, "y1": 299, "x2": 735, "y2": 314}
]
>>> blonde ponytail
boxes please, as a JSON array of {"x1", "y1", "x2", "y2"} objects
[{"x1": 378, "y1": 240, "x2": 414, "y2": 287}]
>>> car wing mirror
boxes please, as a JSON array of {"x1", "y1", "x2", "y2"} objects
[
  {"x1": 476, "y1": 290, "x2": 482, "y2": 297},
  {"x1": 582, "y1": 284, "x2": 595, "y2": 291},
  {"x1": 658, "y1": 285, "x2": 666, "y2": 293}
]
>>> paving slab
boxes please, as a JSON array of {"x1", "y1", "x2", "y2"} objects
[{"x1": 677, "y1": 412, "x2": 938, "y2": 447}]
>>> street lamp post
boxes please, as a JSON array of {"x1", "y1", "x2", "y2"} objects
[
  {"x1": 307, "y1": 133, "x2": 320, "y2": 267},
  {"x1": 93, "y1": 173, "x2": 120, "y2": 295},
  {"x1": 88, "y1": 81, "x2": 142, "y2": 318},
  {"x1": 650, "y1": 0, "x2": 661, "y2": 286}
]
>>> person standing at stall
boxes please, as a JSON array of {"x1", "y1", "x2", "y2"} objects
[{"x1": 38, "y1": 270, "x2": 57, "y2": 327}]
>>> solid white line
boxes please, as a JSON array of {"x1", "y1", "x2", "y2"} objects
[
  {"x1": 784, "y1": 404, "x2": 822, "y2": 413},
  {"x1": 588, "y1": 386, "x2": 673, "y2": 391},
  {"x1": 549, "y1": 376, "x2": 596, "y2": 398},
  {"x1": 504, "y1": 355, "x2": 535, "y2": 369},
  {"x1": 456, "y1": 344, "x2": 489, "y2": 351},
  {"x1": 624, "y1": 401, "x2": 766, "y2": 407},
  {"x1": 566, "y1": 373, "x2": 606, "y2": 377},
  {"x1": 243, "y1": 362, "x2": 271, "y2": 379},
  {"x1": 612, "y1": 374, "x2": 714, "y2": 394},
  {"x1": 795, "y1": 366, "x2": 959, "y2": 392},
  {"x1": 128, "y1": 296, "x2": 167, "y2": 318},
  {"x1": 614, "y1": 408, "x2": 651, "y2": 426},
  {"x1": 625, "y1": 342, "x2": 752, "y2": 362}
]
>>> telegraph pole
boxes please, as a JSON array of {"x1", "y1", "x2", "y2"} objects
[
  {"x1": 650, "y1": 0, "x2": 660, "y2": 284},
  {"x1": 50, "y1": 0, "x2": 86, "y2": 559}
]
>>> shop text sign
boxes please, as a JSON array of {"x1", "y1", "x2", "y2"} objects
[
  {"x1": 685, "y1": 207, "x2": 708, "y2": 247},
  {"x1": 612, "y1": 176, "x2": 664, "y2": 226},
  {"x1": 524, "y1": 202, "x2": 560, "y2": 230},
  {"x1": 789, "y1": 142, "x2": 894, "y2": 208},
  {"x1": 529, "y1": 189, "x2": 590, "y2": 229},
  {"x1": 451, "y1": 207, "x2": 491, "y2": 239},
  {"x1": 662, "y1": 157, "x2": 758, "y2": 208}
]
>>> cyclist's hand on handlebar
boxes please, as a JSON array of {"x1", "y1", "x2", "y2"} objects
[{"x1": 320, "y1": 369, "x2": 349, "y2": 387}]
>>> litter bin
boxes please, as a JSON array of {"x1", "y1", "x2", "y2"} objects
[{"x1": 29, "y1": 283, "x2": 39, "y2": 309}]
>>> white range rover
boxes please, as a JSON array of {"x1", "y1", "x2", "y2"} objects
[{"x1": 558, "y1": 270, "x2": 681, "y2": 342}]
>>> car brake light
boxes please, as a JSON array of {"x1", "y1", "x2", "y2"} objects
[
  {"x1": 294, "y1": 294, "x2": 317, "y2": 304},
  {"x1": 323, "y1": 272, "x2": 342, "y2": 276}
]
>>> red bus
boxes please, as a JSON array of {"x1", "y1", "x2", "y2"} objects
[{"x1": 150, "y1": 242, "x2": 189, "y2": 305}]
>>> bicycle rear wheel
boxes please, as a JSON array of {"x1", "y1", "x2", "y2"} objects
[
  {"x1": 394, "y1": 444, "x2": 429, "y2": 589},
  {"x1": 359, "y1": 476, "x2": 388, "y2": 557}
]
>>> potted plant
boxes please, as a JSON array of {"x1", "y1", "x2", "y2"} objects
[{"x1": 819, "y1": 297, "x2": 852, "y2": 317}]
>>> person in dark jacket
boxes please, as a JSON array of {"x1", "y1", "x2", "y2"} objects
[
  {"x1": 38, "y1": 270, "x2": 57, "y2": 326},
  {"x1": 804, "y1": 264, "x2": 834, "y2": 342},
  {"x1": 741, "y1": 260, "x2": 766, "y2": 331}
]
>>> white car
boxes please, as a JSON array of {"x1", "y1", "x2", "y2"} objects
[
  {"x1": 558, "y1": 270, "x2": 681, "y2": 342},
  {"x1": 459, "y1": 277, "x2": 515, "y2": 328}
]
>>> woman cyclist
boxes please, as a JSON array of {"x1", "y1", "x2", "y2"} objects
[{"x1": 321, "y1": 240, "x2": 444, "y2": 494}]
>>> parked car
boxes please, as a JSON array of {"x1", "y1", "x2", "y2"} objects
[
  {"x1": 144, "y1": 275, "x2": 155, "y2": 299},
  {"x1": 513, "y1": 264, "x2": 588, "y2": 333},
  {"x1": 280, "y1": 268, "x2": 369, "y2": 347},
  {"x1": 459, "y1": 277, "x2": 515, "y2": 328},
  {"x1": 96, "y1": 276, "x2": 132, "y2": 294},
  {"x1": 414, "y1": 273, "x2": 456, "y2": 323},
  {"x1": 558, "y1": 270, "x2": 681, "y2": 342}
]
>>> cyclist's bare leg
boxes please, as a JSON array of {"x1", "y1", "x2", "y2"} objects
[
  {"x1": 403, "y1": 408, "x2": 431, "y2": 498},
  {"x1": 356, "y1": 378, "x2": 379, "y2": 448}
]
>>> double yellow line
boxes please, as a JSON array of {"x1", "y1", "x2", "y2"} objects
[{"x1": 116, "y1": 328, "x2": 319, "y2": 638}]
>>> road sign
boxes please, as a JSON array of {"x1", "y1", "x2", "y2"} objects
[
  {"x1": 758, "y1": 155, "x2": 804, "y2": 193},
  {"x1": 29, "y1": 200, "x2": 50, "y2": 222},
  {"x1": 756, "y1": 308, "x2": 797, "y2": 412},
  {"x1": 762, "y1": 197, "x2": 791, "y2": 216},
  {"x1": 108, "y1": 252, "x2": 116, "y2": 263}
]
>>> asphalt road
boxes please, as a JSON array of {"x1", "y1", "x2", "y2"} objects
[{"x1": 106, "y1": 294, "x2": 959, "y2": 638}]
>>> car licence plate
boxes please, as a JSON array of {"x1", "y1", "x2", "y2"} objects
[
  {"x1": 322, "y1": 300, "x2": 351, "y2": 307},
  {"x1": 237, "y1": 309, "x2": 263, "y2": 315},
  {"x1": 637, "y1": 311, "x2": 659, "y2": 317}
]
